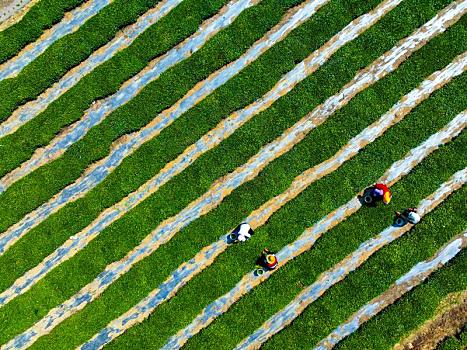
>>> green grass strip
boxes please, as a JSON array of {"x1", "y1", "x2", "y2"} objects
[
  {"x1": 0, "y1": 0, "x2": 168, "y2": 120},
  {"x1": 0, "y1": 0, "x2": 229, "y2": 168},
  {"x1": 0, "y1": 0, "x2": 437, "y2": 294},
  {"x1": 0, "y1": 0, "x2": 305, "y2": 223},
  {"x1": 0, "y1": 0, "x2": 457, "y2": 249},
  {"x1": 0, "y1": 0, "x2": 85, "y2": 62},
  {"x1": 14, "y1": 24, "x2": 467, "y2": 349},
  {"x1": 180, "y1": 138, "x2": 467, "y2": 350},
  {"x1": 0, "y1": 0, "x2": 461, "y2": 320}
]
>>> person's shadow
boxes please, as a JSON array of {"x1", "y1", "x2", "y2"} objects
[
  {"x1": 255, "y1": 255, "x2": 267, "y2": 269},
  {"x1": 254, "y1": 256, "x2": 267, "y2": 276}
]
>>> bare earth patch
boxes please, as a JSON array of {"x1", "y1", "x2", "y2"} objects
[
  {"x1": 393, "y1": 291, "x2": 467, "y2": 350},
  {"x1": 0, "y1": 0, "x2": 34, "y2": 25}
]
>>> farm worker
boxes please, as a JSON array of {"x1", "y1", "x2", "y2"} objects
[
  {"x1": 371, "y1": 183, "x2": 392, "y2": 205},
  {"x1": 260, "y1": 248, "x2": 278, "y2": 270},
  {"x1": 395, "y1": 208, "x2": 421, "y2": 225},
  {"x1": 229, "y1": 223, "x2": 254, "y2": 242}
]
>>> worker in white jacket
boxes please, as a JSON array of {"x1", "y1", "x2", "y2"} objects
[
  {"x1": 395, "y1": 208, "x2": 421, "y2": 226},
  {"x1": 228, "y1": 223, "x2": 254, "y2": 242}
]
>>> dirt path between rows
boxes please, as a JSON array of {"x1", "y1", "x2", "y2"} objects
[
  {"x1": 234, "y1": 169, "x2": 466, "y2": 350},
  {"x1": 314, "y1": 232, "x2": 467, "y2": 350},
  {"x1": 394, "y1": 291, "x2": 467, "y2": 350},
  {"x1": 0, "y1": 0, "x2": 32, "y2": 24}
]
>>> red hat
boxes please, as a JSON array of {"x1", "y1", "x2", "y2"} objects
[{"x1": 266, "y1": 254, "x2": 278, "y2": 268}]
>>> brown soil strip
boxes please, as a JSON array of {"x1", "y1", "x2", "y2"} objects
[
  {"x1": 393, "y1": 291, "x2": 467, "y2": 350},
  {"x1": 0, "y1": 0, "x2": 38, "y2": 31}
]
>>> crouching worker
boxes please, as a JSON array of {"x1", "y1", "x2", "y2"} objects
[
  {"x1": 258, "y1": 248, "x2": 278, "y2": 270},
  {"x1": 228, "y1": 222, "x2": 254, "y2": 243},
  {"x1": 364, "y1": 183, "x2": 392, "y2": 205},
  {"x1": 395, "y1": 208, "x2": 420, "y2": 226}
]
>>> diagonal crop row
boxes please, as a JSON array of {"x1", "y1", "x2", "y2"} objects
[
  {"x1": 0, "y1": 0, "x2": 113, "y2": 81},
  {"x1": 314, "y1": 230, "x2": 467, "y2": 350},
  {"x1": 0, "y1": 0, "x2": 453, "y2": 239},
  {"x1": 0, "y1": 0, "x2": 330, "y2": 252},
  {"x1": 1, "y1": 3, "x2": 457, "y2": 335},
  {"x1": 0, "y1": 4, "x2": 460, "y2": 348},
  {"x1": 76, "y1": 71, "x2": 466, "y2": 350},
  {"x1": 0, "y1": 0, "x2": 261, "y2": 194},
  {"x1": 14, "y1": 29, "x2": 467, "y2": 350},
  {"x1": 234, "y1": 168, "x2": 466, "y2": 350},
  {"x1": 0, "y1": 0, "x2": 184, "y2": 138},
  {"x1": 0, "y1": 0, "x2": 86, "y2": 60},
  {"x1": 0, "y1": 1, "x2": 463, "y2": 344},
  {"x1": 0, "y1": 0, "x2": 404, "y2": 292},
  {"x1": 161, "y1": 113, "x2": 466, "y2": 350}
]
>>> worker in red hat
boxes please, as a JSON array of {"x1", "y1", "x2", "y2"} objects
[
  {"x1": 259, "y1": 248, "x2": 278, "y2": 270},
  {"x1": 371, "y1": 183, "x2": 392, "y2": 205}
]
